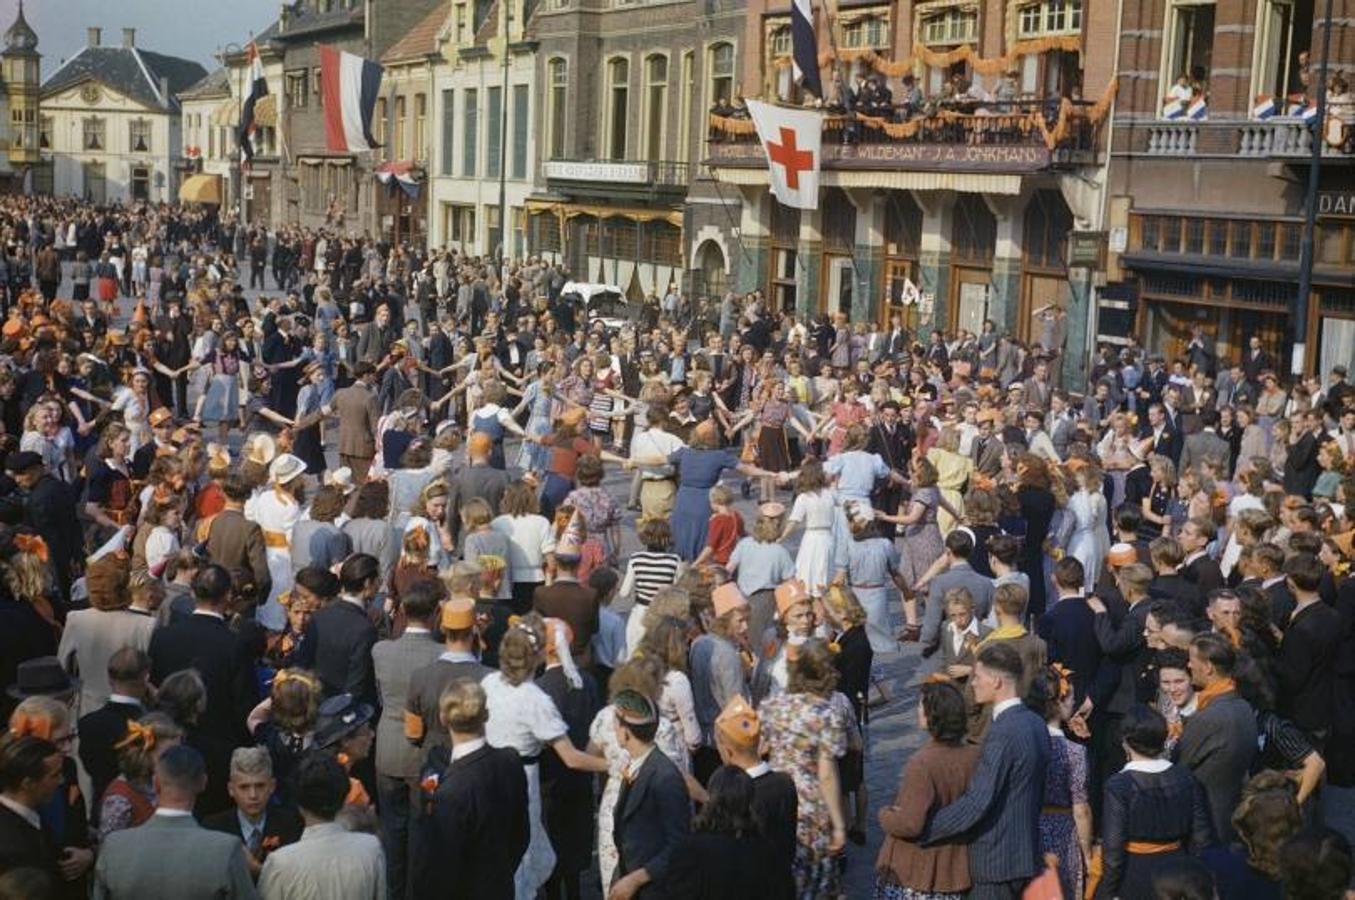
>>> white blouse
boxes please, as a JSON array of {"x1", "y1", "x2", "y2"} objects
[{"x1": 481, "y1": 671, "x2": 567, "y2": 758}]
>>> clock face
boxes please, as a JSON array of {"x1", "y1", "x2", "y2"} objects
[{"x1": 80, "y1": 83, "x2": 101, "y2": 104}]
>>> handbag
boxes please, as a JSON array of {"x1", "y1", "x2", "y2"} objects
[{"x1": 1021, "y1": 858, "x2": 1064, "y2": 900}]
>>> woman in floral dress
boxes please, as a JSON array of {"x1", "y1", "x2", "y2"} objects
[
  {"x1": 759, "y1": 639, "x2": 849, "y2": 899},
  {"x1": 587, "y1": 659, "x2": 691, "y2": 890},
  {"x1": 1035, "y1": 664, "x2": 1091, "y2": 900},
  {"x1": 823, "y1": 379, "x2": 869, "y2": 457}
]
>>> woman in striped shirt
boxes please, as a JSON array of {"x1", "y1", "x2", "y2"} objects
[{"x1": 620, "y1": 518, "x2": 683, "y2": 651}]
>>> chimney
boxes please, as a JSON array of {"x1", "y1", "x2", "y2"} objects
[
  {"x1": 87, "y1": 27, "x2": 101, "y2": 47},
  {"x1": 160, "y1": 76, "x2": 170, "y2": 107},
  {"x1": 122, "y1": 28, "x2": 135, "y2": 48}
]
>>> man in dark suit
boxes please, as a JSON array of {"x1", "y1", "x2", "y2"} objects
[
  {"x1": 296, "y1": 555, "x2": 380, "y2": 704},
  {"x1": 148, "y1": 564, "x2": 255, "y2": 746},
  {"x1": 7, "y1": 452, "x2": 84, "y2": 602},
  {"x1": 371, "y1": 581, "x2": 445, "y2": 900},
  {"x1": 532, "y1": 554, "x2": 599, "y2": 670},
  {"x1": 1176, "y1": 633, "x2": 1257, "y2": 842},
  {"x1": 1087, "y1": 562, "x2": 1155, "y2": 786},
  {"x1": 923, "y1": 642, "x2": 1049, "y2": 899},
  {"x1": 0, "y1": 734, "x2": 64, "y2": 882},
  {"x1": 968, "y1": 410, "x2": 1004, "y2": 477},
  {"x1": 1144, "y1": 403, "x2": 1181, "y2": 466},
  {"x1": 411, "y1": 678, "x2": 528, "y2": 900},
  {"x1": 610, "y1": 689, "x2": 690, "y2": 899},
  {"x1": 78, "y1": 648, "x2": 151, "y2": 808},
  {"x1": 1242, "y1": 336, "x2": 1273, "y2": 385},
  {"x1": 1251, "y1": 543, "x2": 1297, "y2": 626},
  {"x1": 536, "y1": 619, "x2": 602, "y2": 900},
  {"x1": 1179, "y1": 518, "x2": 1225, "y2": 597},
  {"x1": 1277, "y1": 553, "x2": 1341, "y2": 746},
  {"x1": 867, "y1": 401, "x2": 912, "y2": 511},
  {"x1": 1038, "y1": 558, "x2": 1116, "y2": 722},
  {"x1": 1283, "y1": 410, "x2": 1325, "y2": 499},
  {"x1": 405, "y1": 591, "x2": 492, "y2": 754},
  {"x1": 714, "y1": 697, "x2": 796, "y2": 895},
  {"x1": 203, "y1": 747, "x2": 304, "y2": 879}
]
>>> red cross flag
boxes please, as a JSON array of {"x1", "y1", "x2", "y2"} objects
[{"x1": 746, "y1": 99, "x2": 823, "y2": 211}]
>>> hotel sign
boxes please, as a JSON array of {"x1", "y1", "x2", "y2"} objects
[
  {"x1": 542, "y1": 160, "x2": 652, "y2": 184},
  {"x1": 1318, "y1": 191, "x2": 1355, "y2": 219},
  {"x1": 707, "y1": 141, "x2": 1052, "y2": 173}
]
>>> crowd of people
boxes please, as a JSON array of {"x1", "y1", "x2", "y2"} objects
[{"x1": 0, "y1": 192, "x2": 1352, "y2": 900}]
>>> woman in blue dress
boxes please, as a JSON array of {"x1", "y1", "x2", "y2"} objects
[
  {"x1": 515, "y1": 362, "x2": 558, "y2": 474},
  {"x1": 630, "y1": 419, "x2": 779, "y2": 561}
]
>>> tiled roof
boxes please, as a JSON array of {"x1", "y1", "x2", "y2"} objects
[
  {"x1": 42, "y1": 45, "x2": 208, "y2": 111},
  {"x1": 382, "y1": 5, "x2": 449, "y2": 63},
  {"x1": 272, "y1": 2, "x2": 363, "y2": 41},
  {"x1": 178, "y1": 66, "x2": 231, "y2": 101}
]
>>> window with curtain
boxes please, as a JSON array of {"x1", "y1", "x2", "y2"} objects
[
  {"x1": 83, "y1": 117, "x2": 104, "y2": 151},
  {"x1": 464, "y1": 88, "x2": 478, "y2": 175},
  {"x1": 487, "y1": 86, "x2": 502, "y2": 177},
  {"x1": 606, "y1": 58, "x2": 629, "y2": 161},
  {"x1": 512, "y1": 84, "x2": 529, "y2": 179},
  {"x1": 547, "y1": 58, "x2": 567, "y2": 160},
  {"x1": 441, "y1": 90, "x2": 455, "y2": 175},
  {"x1": 645, "y1": 55, "x2": 668, "y2": 163},
  {"x1": 129, "y1": 119, "x2": 151, "y2": 153}
]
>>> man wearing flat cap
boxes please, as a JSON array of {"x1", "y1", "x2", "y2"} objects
[{"x1": 609, "y1": 689, "x2": 690, "y2": 899}]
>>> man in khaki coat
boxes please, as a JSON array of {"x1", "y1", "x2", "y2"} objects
[{"x1": 328, "y1": 361, "x2": 381, "y2": 482}]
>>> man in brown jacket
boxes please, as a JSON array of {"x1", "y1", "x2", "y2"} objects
[
  {"x1": 35, "y1": 243, "x2": 62, "y2": 302},
  {"x1": 329, "y1": 361, "x2": 381, "y2": 481},
  {"x1": 204, "y1": 472, "x2": 272, "y2": 603},
  {"x1": 532, "y1": 541, "x2": 598, "y2": 668}
]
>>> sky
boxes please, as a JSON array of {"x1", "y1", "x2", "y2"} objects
[{"x1": 2, "y1": 0, "x2": 282, "y2": 79}]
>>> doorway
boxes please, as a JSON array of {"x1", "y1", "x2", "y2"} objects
[
  {"x1": 131, "y1": 167, "x2": 150, "y2": 202},
  {"x1": 822, "y1": 254, "x2": 855, "y2": 318},
  {"x1": 951, "y1": 267, "x2": 991, "y2": 335},
  {"x1": 83, "y1": 162, "x2": 106, "y2": 204},
  {"x1": 883, "y1": 259, "x2": 920, "y2": 331}
]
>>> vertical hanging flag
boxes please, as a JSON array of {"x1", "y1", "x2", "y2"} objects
[
  {"x1": 319, "y1": 45, "x2": 384, "y2": 153},
  {"x1": 237, "y1": 41, "x2": 268, "y2": 169},
  {"x1": 745, "y1": 98, "x2": 823, "y2": 211},
  {"x1": 790, "y1": 0, "x2": 822, "y2": 99}
]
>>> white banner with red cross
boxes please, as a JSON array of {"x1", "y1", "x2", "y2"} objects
[{"x1": 745, "y1": 99, "x2": 823, "y2": 211}]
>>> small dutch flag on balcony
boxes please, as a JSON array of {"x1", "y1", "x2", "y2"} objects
[
  {"x1": 1162, "y1": 99, "x2": 1186, "y2": 120},
  {"x1": 1253, "y1": 96, "x2": 1276, "y2": 120},
  {"x1": 1299, "y1": 103, "x2": 1320, "y2": 123},
  {"x1": 1187, "y1": 97, "x2": 1208, "y2": 120}
]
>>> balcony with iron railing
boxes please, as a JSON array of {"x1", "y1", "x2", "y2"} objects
[
  {"x1": 540, "y1": 159, "x2": 691, "y2": 202},
  {"x1": 706, "y1": 98, "x2": 1105, "y2": 175},
  {"x1": 1118, "y1": 116, "x2": 1355, "y2": 160}
]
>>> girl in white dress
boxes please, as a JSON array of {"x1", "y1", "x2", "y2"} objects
[
  {"x1": 1067, "y1": 463, "x2": 1110, "y2": 592},
  {"x1": 482, "y1": 617, "x2": 609, "y2": 900},
  {"x1": 780, "y1": 460, "x2": 837, "y2": 597},
  {"x1": 248, "y1": 454, "x2": 306, "y2": 632}
]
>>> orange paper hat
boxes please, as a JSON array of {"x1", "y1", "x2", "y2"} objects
[
  {"x1": 774, "y1": 579, "x2": 811, "y2": 617},
  {"x1": 1107, "y1": 543, "x2": 1138, "y2": 567},
  {"x1": 712, "y1": 582, "x2": 748, "y2": 618},
  {"x1": 714, "y1": 695, "x2": 760, "y2": 750}
]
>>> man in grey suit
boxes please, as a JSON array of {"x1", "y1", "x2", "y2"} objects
[
  {"x1": 921, "y1": 530, "x2": 996, "y2": 660},
  {"x1": 93, "y1": 745, "x2": 257, "y2": 900},
  {"x1": 371, "y1": 581, "x2": 444, "y2": 900},
  {"x1": 1179, "y1": 409, "x2": 1232, "y2": 475},
  {"x1": 922, "y1": 642, "x2": 1048, "y2": 898},
  {"x1": 1176, "y1": 633, "x2": 1257, "y2": 843}
]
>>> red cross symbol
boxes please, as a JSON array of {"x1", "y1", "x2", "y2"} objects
[{"x1": 765, "y1": 126, "x2": 814, "y2": 190}]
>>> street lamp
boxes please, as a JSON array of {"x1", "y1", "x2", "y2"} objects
[{"x1": 1293, "y1": 0, "x2": 1336, "y2": 377}]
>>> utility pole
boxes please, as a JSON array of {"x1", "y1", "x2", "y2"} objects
[
  {"x1": 1293, "y1": 0, "x2": 1335, "y2": 377},
  {"x1": 496, "y1": 4, "x2": 512, "y2": 273}
]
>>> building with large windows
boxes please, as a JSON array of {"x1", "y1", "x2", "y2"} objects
[
  {"x1": 423, "y1": 0, "x2": 537, "y2": 256},
  {"x1": 1101, "y1": 0, "x2": 1355, "y2": 376},
  {"x1": 40, "y1": 27, "x2": 205, "y2": 204},
  {"x1": 526, "y1": 0, "x2": 746, "y2": 300},
  {"x1": 711, "y1": 0, "x2": 1119, "y2": 387}
]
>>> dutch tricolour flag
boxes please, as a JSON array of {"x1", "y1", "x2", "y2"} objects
[
  {"x1": 238, "y1": 42, "x2": 268, "y2": 168},
  {"x1": 320, "y1": 45, "x2": 384, "y2": 154},
  {"x1": 790, "y1": 0, "x2": 823, "y2": 99},
  {"x1": 1162, "y1": 99, "x2": 1185, "y2": 120},
  {"x1": 1253, "y1": 96, "x2": 1276, "y2": 120},
  {"x1": 1300, "y1": 103, "x2": 1320, "y2": 123},
  {"x1": 1187, "y1": 97, "x2": 1208, "y2": 120}
]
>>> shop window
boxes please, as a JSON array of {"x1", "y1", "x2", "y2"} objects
[
  {"x1": 1256, "y1": 222, "x2": 1276, "y2": 259},
  {"x1": 1229, "y1": 221, "x2": 1251, "y2": 257},
  {"x1": 1024, "y1": 190, "x2": 1072, "y2": 269},
  {"x1": 1207, "y1": 220, "x2": 1227, "y2": 256},
  {"x1": 1162, "y1": 217, "x2": 1182, "y2": 253},
  {"x1": 1185, "y1": 218, "x2": 1205, "y2": 254},
  {"x1": 953, "y1": 194, "x2": 996, "y2": 265}
]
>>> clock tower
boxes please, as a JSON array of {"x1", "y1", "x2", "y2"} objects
[{"x1": 3, "y1": 1, "x2": 40, "y2": 171}]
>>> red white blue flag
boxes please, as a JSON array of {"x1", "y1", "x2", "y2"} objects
[
  {"x1": 791, "y1": 0, "x2": 822, "y2": 99},
  {"x1": 237, "y1": 42, "x2": 268, "y2": 168},
  {"x1": 320, "y1": 45, "x2": 383, "y2": 154}
]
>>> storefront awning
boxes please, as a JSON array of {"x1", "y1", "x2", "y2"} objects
[
  {"x1": 211, "y1": 100, "x2": 239, "y2": 127},
  {"x1": 524, "y1": 198, "x2": 682, "y2": 228},
  {"x1": 255, "y1": 95, "x2": 277, "y2": 128},
  {"x1": 708, "y1": 165, "x2": 1024, "y2": 195},
  {"x1": 178, "y1": 173, "x2": 222, "y2": 205}
]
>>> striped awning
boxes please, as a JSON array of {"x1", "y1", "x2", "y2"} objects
[
  {"x1": 178, "y1": 173, "x2": 222, "y2": 204},
  {"x1": 210, "y1": 100, "x2": 239, "y2": 126}
]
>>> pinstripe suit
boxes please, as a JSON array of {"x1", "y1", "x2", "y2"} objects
[
  {"x1": 372, "y1": 628, "x2": 443, "y2": 900},
  {"x1": 922, "y1": 699, "x2": 1049, "y2": 899}
]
